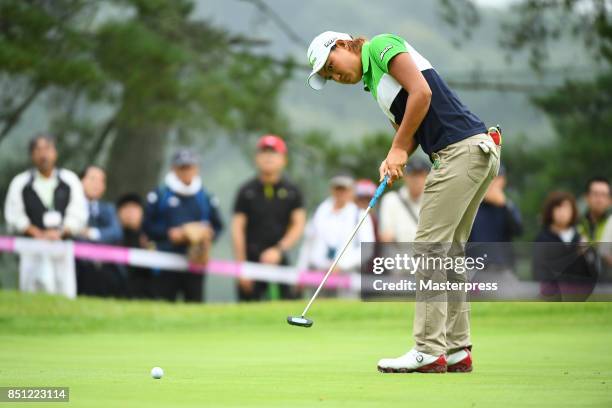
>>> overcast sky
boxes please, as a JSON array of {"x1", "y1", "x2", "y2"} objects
[{"x1": 473, "y1": 0, "x2": 517, "y2": 6}]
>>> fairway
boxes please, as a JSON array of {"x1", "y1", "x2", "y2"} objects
[{"x1": 1, "y1": 292, "x2": 611, "y2": 407}]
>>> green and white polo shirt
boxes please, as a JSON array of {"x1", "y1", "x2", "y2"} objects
[{"x1": 361, "y1": 34, "x2": 486, "y2": 156}]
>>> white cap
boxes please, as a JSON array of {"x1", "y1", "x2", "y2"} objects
[{"x1": 307, "y1": 31, "x2": 352, "y2": 90}]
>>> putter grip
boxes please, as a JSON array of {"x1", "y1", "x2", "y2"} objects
[{"x1": 368, "y1": 175, "x2": 389, "y2": 208}]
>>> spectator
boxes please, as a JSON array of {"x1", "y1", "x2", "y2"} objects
[
  {"x1": 379, "y1": 157, "x2": 430, "y2": 242},
  {"x1": 354, "y1": 178, "x2": 381, "y2": 277},
  {"x1": 144, "y1": 148, "x2": 223, "y2": 302},
  {"x1": 3, "y1": 134, "x2": 87, "y2": 298},
  {"x1": 354, "y1": 179, "x2": 377, "y2": 210},
  {"x1": 600, "y1": 218, "x2": 612, "y2": 270},
  {"x1": 76, "y1": 166, "x2": 124, "y2": 297},
  {"x1": 578, "y1": 177, "x2": 610, "y2": 242},
  {"x1": 355, "y1": 178, "x2": 380, "y2": 238},
  {"x1": 578, "y1": 177, "x2": 611, "y2": 280},
  {"x1": 533, "y1": 191, "x2": 597, "y2": 301},
  {"x1": 116, "y1": 193, "x2": 154, "y2": 299},
  {"x1": 232, "y1": 135, "x2": 306, "y2": 301},
  {"x1": 468, "y1": 164, "x2": 523, "y2": 269},
  {"x1": 297, "y1": 173, "x2": 375, "y2": 281}
]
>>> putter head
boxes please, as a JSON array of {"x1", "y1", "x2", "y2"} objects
[{"x1": 287, "y1": 316, "x2": 313, "y2": 328}]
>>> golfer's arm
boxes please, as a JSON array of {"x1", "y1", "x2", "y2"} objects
[
  {"x1": 389, "y1": 121, "x2": 417, "y2": 157},
  {"x1": 277, "y1": 208, "x2": 306, "y2": 251},
  {"x1": 388, "y1": 53, "x2": 431, "y2": 153},
  {"x1": 231, "y1": 213, "x2": 248, "y2": 262}
]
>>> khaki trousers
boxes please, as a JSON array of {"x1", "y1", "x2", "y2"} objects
[{"x1": 413, "y1": 134, "x2": 500, "y2": 356}]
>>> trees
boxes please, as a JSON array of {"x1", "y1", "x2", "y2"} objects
[
  {"x1": 440, "y1": 0, "x2": 612, "y2": 70},
  {"x1": 439, "y1": 0, "x2": 612, "y2": 235},
  {"x1": 0, "y1": 0, "x2": 293, "y2": 198},
  {"x1": 289, "y1": 131, "x2": 392, "y2": 207}
]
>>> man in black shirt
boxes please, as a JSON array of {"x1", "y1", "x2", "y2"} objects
[{"x1": 232, "y1": 135, "x2": 306, "y2": 301}]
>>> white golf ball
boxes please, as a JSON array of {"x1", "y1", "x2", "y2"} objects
[{"x1": 151, "y1": 366, "x2": 164, "y2": 379}]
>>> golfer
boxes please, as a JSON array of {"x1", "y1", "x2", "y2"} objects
[{"x1": 306, "y1": 31, "x2": 500, "y2": 373}]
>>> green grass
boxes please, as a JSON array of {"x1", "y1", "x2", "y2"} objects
[{"x1": 0, "y1": 291, "x2": 611, "y2": 407}]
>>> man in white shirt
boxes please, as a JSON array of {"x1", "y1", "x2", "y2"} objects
[
  {"x1": 379, "y1": 157, "x2": 430, "y2": 243},
  {"x1": 297, "y1": 173, "x2": 375, "y2": 278},
  {"x1": 4, "y1": 135, "x2": 88, "y2": 298}
]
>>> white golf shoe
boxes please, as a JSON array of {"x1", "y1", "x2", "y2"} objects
[{"x1": 377, "y1": 348, "x2": 447, "y2": 373}]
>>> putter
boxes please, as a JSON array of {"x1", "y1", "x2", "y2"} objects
[{"x1": 287, "y1": 175, "x2": 389, "y2": 328}]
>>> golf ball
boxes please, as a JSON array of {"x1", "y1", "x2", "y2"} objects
[{"x1": 151, "y1": 366, "x2": 164, "y2": 379}]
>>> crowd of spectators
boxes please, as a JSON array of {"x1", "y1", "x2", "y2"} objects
[{"x1": 2, "y1": 133, "x2": 611, "y2": 302}]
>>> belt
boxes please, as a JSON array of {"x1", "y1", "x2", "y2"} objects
[{"x1": 430, "y1": 125, "x2": 502, "y2": 169}]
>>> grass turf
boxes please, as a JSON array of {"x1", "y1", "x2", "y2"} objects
[{"x1": 0, "y1": 291, "x2": 611, "y2": 407}]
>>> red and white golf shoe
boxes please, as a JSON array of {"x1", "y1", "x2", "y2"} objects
[
  {"x1": 377, "y1": 349, "x2": 447, "y2": 373},
  {"x1": 446, "y1": 347, "x2": 473, "y2": 373}
]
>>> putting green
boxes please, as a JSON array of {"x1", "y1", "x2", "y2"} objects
[{"x1": 1, "y1": 291, "x2": 611, "y2": 407}]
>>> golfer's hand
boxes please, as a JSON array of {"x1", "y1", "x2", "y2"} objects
[{"x1": 380, "y1": 147, "x2": 408, "y2": 184}]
